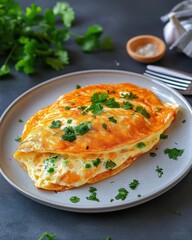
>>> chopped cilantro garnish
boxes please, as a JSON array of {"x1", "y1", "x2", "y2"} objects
[
  {"x1": 122, "y1": 101, "x2": 133, "y2": 110},
  {"x1": 88, "y1": 103, "x2": 103, "y2": 115},
  {"x1": 121, "y1": 92, "x2": 138, "y2": 100},
  {"x1": 129, "y1": 179, "x2": 139, "y2": 190},
  {"x1": 38, "y1": 232, "x2": 56, "y2": 240},
  {"x1": 75, "y1": 121, "x2": 92, "y2": 135},
  {"x1": 160, "y1": 133, "x2": 168, "y2": 139},
  {"x1": 92, "y1": 158, "x2": 101, "y2": 167},
  {"x1": 102, "y1": 123, "x2": 107, "y2": 129},
  {"x1": 137, "y1": 142, "x2": 146, "y2": 148},
  {"x1": 104, "y1": 97, "x2": 120, "y2": 108},
  {"x1": 86, "y1": 186, "x2": 99, "y2": 202},
  {"x1": 149, "y1": 152, "x2": 157, "y2": 157},
  {"x1": 156, "y1": 165, "x2": 163, "y2": 177},
  {"x1": 84, "y1": 163, "x2": 92, "y2": 168},
  {"x1": 115, "y1": 188, "x2": 128, "y2": 200},
  {"x1": 135, "y1": 106, "x2": 150, "y2": 119},
  {"x1": 62, "y1": 126, "x2": 76, "y2": 142},
  {"x1": 47, "y1": 167, "x2": 54, "y2": 173},
  {"x1": 70, "y1": 101, "x2": 75, "y2": 105},
  {"x1": 18, "y1": 119, "x2": 23, "y2": 122},
  {"x1": 62, "y1": 122, "x2": 92, "y2": 142},
  {"x1": 70, "y1": 196, "x2": 80, "y2": 203},
  {"x1": 164, "y1": 148, "x2": 184, "y2": 160},
  {"x1": 104, "y1": 237, "x2": 112, "y2": 240},
  {"x1": 76, "y1": 84, "x2": 81, "y2": 89},
  {"x1": 65, "y1": 106, "x2": 70, "y2": 110},
  {"x1": 15, "y1": 136, "x2": 21, "y2": 142},
  {"x1": 50, "y1": 120, "x2": 61, "y2": 129},
  {"x1": 89, "y1": 186, "x2": 97, "y2": 192},
  {"x1": 67, "y1": 119, "x2": 72, "y2": 124},
  {"x1": 108, "y1": 116, "x2": 117, "y2": 123},
  {"x1": 78, "y1": 106, "x2": 87, "y2": 111},
  {"x1": 104, "y1": 160, "x2": 116, "y2": 170},
  {"x1": 137, "y1": 194, "x2": 141, "y2": 198},
  {"x1": 88, "y1": 92, "x2": 120, "y2": 115}
]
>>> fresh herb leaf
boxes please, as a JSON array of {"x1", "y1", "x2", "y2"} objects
[
  {"x1": 0, "y1": 64, "x2": 10, "y2": 76},
  {"x1": 101, "y1": 36, "x2": 115, "y2": 51},
  {"x1": 67, "y1": 119, "x2": 72, "y2": 124},
  {"x1": 149, "y1": 152, "x2": 157, "y2": 157},
  {"x1": 122, "y1": 101, "x2": 133, "y2": 110},
  {"x1": 47, "y1": 167, "x2": 54, "y2": 173},
  {"x1": 86, "y1": 187, "x2": 99, "y2": 202},
  {"x1": 70, "y1": 196, "x2": 80, "y2": 203},
  {"x1": 137, "y1": 142, "x2": 145, "y2": 148},
  {"x1": 92, "y1": 158, "x2": 101, "y2": 167},
  {"x1": 0, "y1": 1, "x2": 114, "y2": 77},
  {"x1": 135, "y1": 106, "x2": 150, "y2": 119},
  {"x1": 108, "y1": 116, "x2": 117, "y2": 123},
  {"x1": 38, "y1": 232, "x2": 56, "y2": 240},
  {"x1": 160, "y1": 133, "x2": 168, "y2": 139},
  {"x1": 102, "y1": 123, "x2": 107, "y2": 129},
  {"x1": 65, "y1": 106, "x2": 70, "y2": 110},
  {"x1": 129, "y1": 179, "x2": 139, "y2": 190},
  {"x1": 53, "y1": 2, "x2": 75, "y2": 27},
  {"x1": 88, "y1": 103, "x2": 103, "y2": 115},
  {"x1": 84, "y1": 163, "x2": 92, "y2": 169},
  {"x1": 115, "y1": 188, "x2": 128, "y2": 201},
  {"x1": 76, "y1": 84, "x2": 81, "y2": 89},
  {"x1": 15, "y1": 136, "x2": 21, "y2": 142},
  {"x1": 156, "y1": 165, "x2": 163, "y2": 178},
  {"x1": 62, "y1": 126, "x2": 76, "y2": 142},
  {"x1": 104, "y1": 97, "x2": 120, "y2": 108},
  {"x1": 104, "y1": 160, "x2": 116, "y2": 170},
  {"x1": 75, "y1": 121, "x2": 92, "y2": 135},
  {"x1": 121, "y1": 92, "x2": 138, "y2": 100},
  {"x1": 164, "y1": 148, "x2": 184, "y2": 160},
  {"x1": 50, "y1": 120, "x2": 61, "y2": 129}
]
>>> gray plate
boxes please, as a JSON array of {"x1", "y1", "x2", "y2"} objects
[{"x1": 1, "y1": 69, "x2": 192, "y2": 213}]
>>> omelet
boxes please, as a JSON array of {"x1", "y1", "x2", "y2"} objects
[{"x1": 14, "y1": 83, "x2": 178, "y2": 191}]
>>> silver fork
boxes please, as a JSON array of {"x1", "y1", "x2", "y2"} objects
[{"x1": 143, "y1": 65, "x2": 192, "y2": 95}]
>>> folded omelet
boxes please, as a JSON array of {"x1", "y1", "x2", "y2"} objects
[{"x1": 14, "y1": 83, "x2": 178, "y2": 191}]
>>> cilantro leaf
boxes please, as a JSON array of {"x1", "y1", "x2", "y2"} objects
[
  {"x1": 101, "y1": 36, "x2": 115, "y2": 51},
  {"x1": 164, "y1": 148, "x2": 184, "y2": 160},
  {"x1": 156, "y1": 165, "x2": 163, "y2": 178},
  {"x1": 135, "y1": 106, "x2": 150, "y2": 119},
  {"x1": 122, "y1": 101, "x2": 133, "y2": 110},
  {"x1": 62, "y1": 126, "x2": 76, "y2": 142},
  {"x1": 50, "y1": 120, "x2": 61, "y2": 129},
  {"x1": 38, "y1": 232, "x2": 55, "y2": 240},
  {"x1": 70, "y1": 196, "x2": 80, "y2": 203},
  {"x1": 0, "y1": 64, "x2": 10, "y2": 76},
  {"x1": 53, "y1": 2, "x2": 75, "y2": 27},
  {"x1": 75, "y1": 121, "x2": 92, "y2": 135},
  {"x1": 104, "y1": 160, "x2": 116, "y2": 170},
  {"x1": 115, "y1": 188, "x2": 128, "y2": 201},
  {"x1": 129, "y1": 179, "x2": 139, "y2": 189},
  {"x1": 108, "y1": 116, "x2": 117, "y2": 123}
]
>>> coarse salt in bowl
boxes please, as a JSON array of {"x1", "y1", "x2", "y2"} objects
[{"x1": 126, "y1": 35, "x2": 166, "y2": 63}]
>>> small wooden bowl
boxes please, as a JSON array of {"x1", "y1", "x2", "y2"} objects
[{"x1": 126, "y1": 35, "x2": 166, "y2": 63}]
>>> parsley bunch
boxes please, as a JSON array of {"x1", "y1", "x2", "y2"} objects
[{"x1": 0, "y1": 0, "x2": 114, "y2": 76}]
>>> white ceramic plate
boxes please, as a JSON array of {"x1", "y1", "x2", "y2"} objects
[{"x1": 1, "y1": 70, "x2": 192, "y2": 213}]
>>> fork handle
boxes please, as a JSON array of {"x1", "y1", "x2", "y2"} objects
[{"x1": 147, "y1": 65, "x2": 192, "y2": 81}]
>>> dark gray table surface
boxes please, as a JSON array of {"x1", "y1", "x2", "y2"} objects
[{"x1": 0, "y1": 1, "x2": 192, "y2": 239}]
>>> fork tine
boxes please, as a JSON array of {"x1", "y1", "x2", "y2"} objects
[
  {"x1": 143, "y1": 72, "x2": 188, "y2": 90},
  {"x1": 145, "y1": 70, "x2": 191, "y2": 85}
]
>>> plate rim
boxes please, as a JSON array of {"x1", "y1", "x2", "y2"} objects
[{"x1": 1, "y1": 69, "x2": 192, "y2": 213}]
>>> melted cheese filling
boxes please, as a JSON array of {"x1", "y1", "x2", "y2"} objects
[{"x1": 16, "y1": 124, "x2": 169, "y2": 189}]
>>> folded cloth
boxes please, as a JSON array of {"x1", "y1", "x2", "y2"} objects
[
  {"x1": 161, "y1": 0, "x2": 192, "y2": 22},
  {"x1": 170, "y1": 30, "x2": 192, "y2": 58}
]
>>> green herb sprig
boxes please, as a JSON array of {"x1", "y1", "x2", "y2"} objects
[{"x1": 0, "y1": 1, "x2": 114, "y2": 76}]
